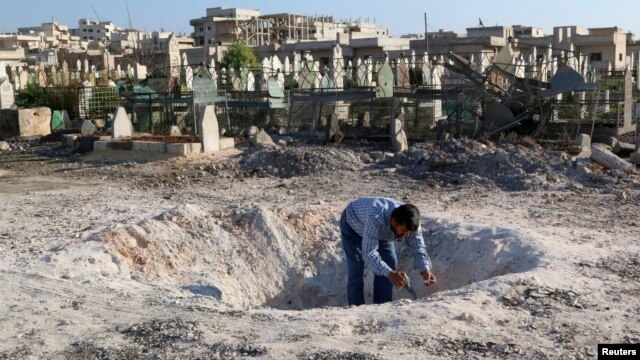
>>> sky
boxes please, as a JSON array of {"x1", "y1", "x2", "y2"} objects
[{"x1": 1, "y1": 0, "x2": 639, "y2": 38}]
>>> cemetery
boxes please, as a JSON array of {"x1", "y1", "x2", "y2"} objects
[{"x1": 1, "y1": 6, "x2": 640, "y2": 360}]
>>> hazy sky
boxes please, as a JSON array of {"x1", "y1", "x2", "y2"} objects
[{"x1": 1, "y1": 0, "x2": 639, "y2": 38}]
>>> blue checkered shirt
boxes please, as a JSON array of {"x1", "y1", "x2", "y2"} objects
[{"x1": 344, "y1": 197, "x2": 432, "y2": 277}]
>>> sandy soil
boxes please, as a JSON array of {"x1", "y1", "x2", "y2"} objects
[{"x1": 0, "y1": 138, "x2": 639, "y2": 359}]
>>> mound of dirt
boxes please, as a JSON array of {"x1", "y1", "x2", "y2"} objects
[
  {"x1": 239, "y1": 145, "x2": 366, "y2": 178},
  {"x1": 39, "y1": 203, "x2": 546, "y2": 310}
]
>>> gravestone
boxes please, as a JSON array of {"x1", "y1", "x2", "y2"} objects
[
  {"x1": 247, "y1": 71, "x2": 255, "y2": 91},
  {"x1": 239, "y1": 67, "x2": 249, "y2": 90},
  {"x1": 200, "y1": 105, "x2": 219, "y2": 153},
  {"x1": 283, "y1": 56, "x2": 291, "y2": 75},
  {"x1": 331, "y1": 43, "x2": 344, "y2": 89},
  {"x1": 299, "y1": 54, "x2": 315, "y2": 90},
  {"x1": 62, "y1": 61, "x2": 70, "y2": 86},
  {"x1": 261, "y1": 57, "x2": 272, "y2": 79},
  {"x1": 396, "y1": 58, "x2": 410, "y2": 89},
  {"x1": 135, "y1": 63, "x2": 147, "y2": 80},
  {"x1": 376, "y1": 55, "x2": 394, "y2": 98},
  {"x1": 193, "y1": 67, "x2": 219, "y2": 132},
  {"x1": 319, "y1": 72, "x2": 335, "y2": 90},
  {"x1": 51, "y1": 110, "x2": 65, "y2": 131},
  {"x1": 167, "y1": 35, "x2": 181, "y2": 79},
  {"x1": 17, "y1": 71, "x2": 27, "y2": 89},
  {"x1": 0, "y1": 80, "x2": 15, "y2": 109},
  {"x1": 356, "y1": 58, "x2": 367, "y2": 87},
  {"x1": 76, "y1": 59, "x2": 82, "y2": 72},
  {"x1": 83, "y1": 59, "x2": 89, "y2": 73},
  {"x1": 358, "y1": 111, "x2": 371, "y2": 128},
  {"x1": 112, "y1": 107, "x2": 133, "y2": 139},
  {"x1": 272, "y1": 56, "x2": 282, "y2": 74},
  {"x1": 62, "y1": 110, "x2": 72, "y2": 129},
  {"x1": 325, "y1": 114, "x2": 343, "y2": 143},
  {"x1": 267, "y1": 77, "x2": 286, "y2": 109},
  {"x1": 391, "y1": 116, "x2": 408, "y2": 153}
]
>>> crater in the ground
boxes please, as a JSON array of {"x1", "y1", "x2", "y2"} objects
[{"x1": 44, "y1": 204, "x2": 543, "y2": 310}]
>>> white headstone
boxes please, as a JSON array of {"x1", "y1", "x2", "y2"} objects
[
  {"x1": 247, "y1": 71, "x2": 255, "y2": 91},
  {"x1": 200, "y1": 105, "x2": 219, "y2": 153},
  {"x1": 167, "y1": 35, "x2": 181, "y2": 79},
  {"x1": 112, "y1": 107, "x2": 133, "y2": 139},
  {"x1": 61, "y1": 110, "x2": 72, "y2": 129},
  {"x1": 283, "y1": 56, "x2": 291, "y2": 75},
  {"x1": 391, "y1": 116, "x2": 408, "y2": 153},
  {"x1": 76, "y1": 59, "x2": 82, "y2": 72},
  {"x1": 0, "y1": 80, "x2": 15, "y2": 109}
]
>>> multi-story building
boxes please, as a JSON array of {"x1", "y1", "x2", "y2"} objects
[
  {"x1": 16, "y1": 22, "x2": 80, "y2": 49},
  {"x1": 190, "y1": 7, "x2": 390, "y2": 47},
  {"x1": 73, "y1": 19, "x2": 119, "y2": 42}
]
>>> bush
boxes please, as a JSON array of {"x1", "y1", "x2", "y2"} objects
[{"x1": 222, "y1": 42, "x2": 259, "y2": 70}]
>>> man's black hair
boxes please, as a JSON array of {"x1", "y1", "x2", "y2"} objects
[{"x1": 391, "y1": 204, "x2": 421, "y2": 231}]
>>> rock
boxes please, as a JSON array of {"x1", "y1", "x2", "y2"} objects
[
  {"x1": 495, "y1": 149, "x2": 509, "y2": 163},
  {"x1": 251, "y1": 130, "x2": 275, "y2": 146},
  {"x1": 630, "y1": 152, "x2": 640, "y2": 165},
  {"x1": 576, "y1": 133, "x2": 591, "y2": 148},
  {"x1": 169, "y1": 126, "x2": 182, "y2": 137},
  {"x1": 277, "y1": 139, "x2": 287, "y2": 147},
  {"x1": 62, "y1": 134, "x2": 79, "y2": 147},
  {"x1": 592, "y1": 135, "x2": 618, "y2": 149},
  {"x1": 590, "y1": 144, "x2": 636, "y2": 173},
  {"x1": 248, "y1": 126, "x2": 259, "y2": 137},
  {"x1": 0, "y1": 140, "x2": 9, "y2": 151},
  {"x1": 80, "y1": 120, "x2": 97, "y2": 136}
]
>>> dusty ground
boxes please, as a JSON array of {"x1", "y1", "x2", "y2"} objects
[{"x1": 0, "y1": 136, "x2": 639, "y2": 359}]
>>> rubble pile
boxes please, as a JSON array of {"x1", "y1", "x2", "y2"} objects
[
  {"x1": 394, "y1": 138, "x2": 566, "y2": 191},
  {"x1": 395, "y1": 138, "x2": 637, "y2": 191},
  {"x1": 240, "y1": 145, "x2": 366, "y2": 178}
]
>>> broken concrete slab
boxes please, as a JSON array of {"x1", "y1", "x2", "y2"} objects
[
  {"x1": 0, "y1": 107, "x2": 52, "y2": 138},
  {"x1": 112, "y1": 107, "x2": 133, "y2": 139},
  {"x1": 590, "y1": 144, "x2": 636, "y2": 173}
]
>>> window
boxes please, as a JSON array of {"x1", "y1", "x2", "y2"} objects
[
  {"x1": 97, "y1": 30, "x2": 100, "y2": 33},
  {"x1": 590, "y1": 53, "x2": 602, "y2": 61},
  {"x1": 207, "y1": 26, "x2": 211, "y2": 31},
  {"x1": 619, "y1": 53, "x2": 623, "y2": 61},
  {"x1": 88, "y1": 29, "x2": 93, "y2": 33},
  {"x1": 82, "y1": 29, "x2": 87, "y2": 32}
]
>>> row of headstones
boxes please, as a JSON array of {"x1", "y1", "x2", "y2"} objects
[{"x1": 1, "y1": 61, "x2": 148, "y2": 90}]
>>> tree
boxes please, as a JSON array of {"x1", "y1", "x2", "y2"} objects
[{"x1": 222, "y1": 42, "x2": 259, "y2": 70}]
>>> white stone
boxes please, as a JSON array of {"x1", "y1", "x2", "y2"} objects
[
  {"x1": 61, "y1": 110, "x2": 72, "y2": 129},
  {"x1": 112, "y1": 107, "x2": 133, "y2": 139},
  {"x1": 219, "y1": 137, "x2": 235, "y2": 150},
  {"x1": 200, "y1": 105, "x2": 219, "y2": 153},
  {"x1": 390, "y1": 118, "x2": 408, "y2": 153}
]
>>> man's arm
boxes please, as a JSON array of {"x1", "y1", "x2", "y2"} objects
[
  {"x1": 362, "y1": 215, "x2": 394, "y2": 277},
  {"x1": 407, "y1": 225, "x2": 433, "y2": 276}
]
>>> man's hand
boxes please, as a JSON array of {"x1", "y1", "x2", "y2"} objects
[
  {"x1": 388, "y1": 271, "x2": 407, "y2": 288},
  {"x1": 421, "y1": 271, "x2": 437, "y2": 286}
]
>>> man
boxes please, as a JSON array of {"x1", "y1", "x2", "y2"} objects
[{"x1": 340, "y1": 197, "x2": 436, "y2": 305}]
